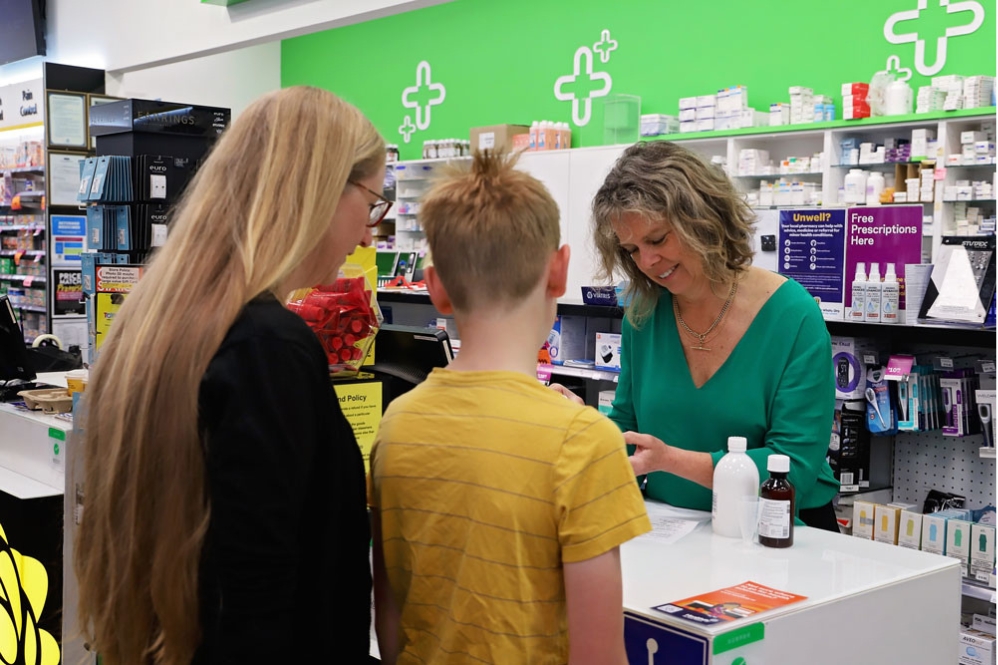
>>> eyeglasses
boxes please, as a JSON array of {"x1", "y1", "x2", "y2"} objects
[{"x1": 349, "y1": 180, "x2": 394, "y2": 228}]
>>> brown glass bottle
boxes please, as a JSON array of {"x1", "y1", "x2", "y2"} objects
[{"x1": 759, "y1": 454, "x2": 795, "y2": 548}]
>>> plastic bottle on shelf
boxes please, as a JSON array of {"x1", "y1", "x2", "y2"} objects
[
  {"x1": 865, "y1": 262, "x2": 882, "y2": 322},
  {"x1": 529, "y1": 121, "x2": 539, "y2": 151},
  {"x1": 851, "y1": 262, "x2": 868, "y2": 322},
  {"x1": 758, "y1": 454, "x2": 795, "y2": 549},
  {"x1": 881, "y1": 263, "x2": 900, "y2": 324},
  {"x1": 866, "y1": 171, "x2": 885, "y2": 206},
  {"x1": 538, "y1": 121, "x2": 549, "y2": 151},
  {"x1": 844, "y1": 169, "x2": 868, "y2": 204},
  {"x1": 712, "y1": 436, "x2": 760, "y2": 538}
]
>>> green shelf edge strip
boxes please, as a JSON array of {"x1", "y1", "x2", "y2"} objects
[{"x1": 644, "y1": 108, "x2": 997, "y2": 143}]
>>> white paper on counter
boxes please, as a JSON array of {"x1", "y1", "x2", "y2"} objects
[{"x1": 638, "y1": 500, "x2": 709, "y2": 545}]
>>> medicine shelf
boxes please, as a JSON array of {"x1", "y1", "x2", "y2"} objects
[
  {"x1": 838, "y1": 482, "x2": 892, "y2": 496},
  {"x1": 0, "y1": 274, "x2": 46, "y2": 283},
  {"x1": 962, "y1": 580, "x2": 996, "y2": 602},
  {"x1": 0, "y1": 225, "x2": 44, "y2": 232},
  {"x1": 650, "y1": 108, "x2": 996, "y2": 144},
  {"x1": 733, "y1": 172, "x2": 822, "y2": 179},
  {"x1": 941, "y1": 199, "x2": 996, "y2": 204},
  {"x1": 824, "y1": 320, "x2": 995, "y2": 347},
  {"x1": 834, "y1": 162, "x2": 936, "y2": 169},
  {"x1": 944, "y1": 162, "x2": 997, "y2": 168},
  {"x1": 8, "y1": 304, "x2": 46, "y2": 313},
  {"x1": 0, "y1": 249, "x2": 45, "y2": 257}
]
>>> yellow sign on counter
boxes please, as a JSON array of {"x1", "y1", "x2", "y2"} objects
[{"x1": 332, "y1": 378, "x2": 382, "y2": 471}]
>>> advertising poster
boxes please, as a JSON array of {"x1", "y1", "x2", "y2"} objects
[
  {"x1": 653, "y1": 581, "x2": 807, "y2": 626},
  {"x1": 778, "y1": 209, "x2": 846, "y2": 319},
  {"x1": 53, "y1": 269, "x2": 84, "y2": 316},
  {"x1": 332, "y1": 378, "x2": 382, "y2": 471},
  {"x1": 844, "y1": 206, "x2": 923, "y2": 323},
  {"x1": 50, "y1": 215, "x2": 86, "y2": 265}
]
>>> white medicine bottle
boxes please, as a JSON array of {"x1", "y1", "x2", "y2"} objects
[
  {"x1": 851, "y1": 262, "x2": 868, "y2": 322},
  {"x1": 712, "y1": 436, "x2": 760, "y2": 538},
  {"x1": 881, "y1": 262, "x2": 899, "y2": 324},
  {"x1": 865, "y1": 262, "x2": 882, "y2": 322}
]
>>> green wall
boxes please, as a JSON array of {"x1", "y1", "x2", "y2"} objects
[{"x1": 281, "y1": 0, "x2": 996, "y2": 160}]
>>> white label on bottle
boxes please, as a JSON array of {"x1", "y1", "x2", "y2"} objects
[{"x1": 758, "y1": 498, "x2": 791, "y2": 539}]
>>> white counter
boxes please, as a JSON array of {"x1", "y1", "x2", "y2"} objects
[
  {"x1": 622, "y1": 503, "x2": 961, "y2": 665},
  {"x1": 0, "y1": 400, "x2": 69, "y2": 498}
]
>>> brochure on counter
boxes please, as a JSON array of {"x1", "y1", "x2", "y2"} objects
[{"x1": 653, "y1": 581, "x2": 807, "y2": 626}]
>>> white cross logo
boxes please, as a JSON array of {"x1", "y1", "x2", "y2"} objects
[
  {"x1": 554, "y1": 47, "x2": 612, "y2": 127},
  {"x1": 402, "y1": 60, "x2": 446, "y2": 131},
  {"x1": 593, "y1": 29, "x2": 618, "y2": 64},
  {"x1": 881, "y1": 55, "x2": 913, "y2": 82},
  {"x1": 399, "y1": 115, "x2": 416, "y2": 144},
  {"x1": 884, "y1": 0, "x2": 985, "y2": 77}
]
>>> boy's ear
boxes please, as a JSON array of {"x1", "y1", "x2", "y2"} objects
[
  {"x1": 547, "y1": 244, "x2": 571, "y2": 298},
  {"x1": 425, "y1": 266, "x2": 455, "y2": 315}
]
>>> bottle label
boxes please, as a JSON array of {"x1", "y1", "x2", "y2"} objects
[{"x1": 759, "y1": 498, "x2": 791, "y2": 539}]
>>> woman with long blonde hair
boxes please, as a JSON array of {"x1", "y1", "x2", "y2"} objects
[{"x1": 75, "y1": 86, "x2": 390, "y2": 665}]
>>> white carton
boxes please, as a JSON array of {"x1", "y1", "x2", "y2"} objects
[{"x1": 594, "y1": 332, "x2": 622, "y2": 370}]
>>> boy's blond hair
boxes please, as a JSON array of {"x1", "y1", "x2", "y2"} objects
[{"x1": 420, "y1": 150, "x2": 560, "y2": 311}]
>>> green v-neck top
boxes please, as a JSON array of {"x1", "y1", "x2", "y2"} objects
[{"x1": 609, "y1": 278, "x2": 839, "y2": 514}]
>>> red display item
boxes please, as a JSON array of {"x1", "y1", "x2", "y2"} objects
[{"x1": 287, "y1": 275, "x2": 381, "y2": 376}]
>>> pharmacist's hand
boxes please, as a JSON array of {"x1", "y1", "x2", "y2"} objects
[
  {"x1": 624, "y1": 431, "x2": 670, "y2": 477},
  {"x1": 549, "y1": 383, "x2": 585, "y2": 405}
]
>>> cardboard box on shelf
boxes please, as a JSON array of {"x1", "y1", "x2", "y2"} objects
[
  {"x1": 594, "y1": 332, "x2": 622, "y2": 370},
  {"x1": 970, "y1": 523, "x2": 996, "y2": 584},
  {"x1": 852, "y1": 500, "x2": 876, "y2": 539},
  {"x1": 874, "y1": 504, "x2": 901, "y2": 545},
  {"x1": 959, "y1": 629, "x2": 995, "y2": 665},
  {"x1": 469, "y1": 124, "x2": 530, "y2": 153},
  {"x1": 898, "y1": 509, "x2": 923, "y2": 550}
]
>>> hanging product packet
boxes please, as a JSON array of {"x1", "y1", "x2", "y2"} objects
[{"x1": 287, "y1": 262, "x2": 383, "y2": 377}]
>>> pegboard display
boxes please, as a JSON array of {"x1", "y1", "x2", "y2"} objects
[{"x1": 893, "y1": 430, "x2": 996, "y2": 509}]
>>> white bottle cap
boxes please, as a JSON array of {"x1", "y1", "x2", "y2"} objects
[
  {"x1": 855, "y1": 262, "x2": 866, "y2": 278},
  {"x1": 885, "y1": 263, "x2": 896, "y2": 278},
  {"x1": 768, "y1": 454, "x2": 790, "y2": 473},
  {"x1": 727, "y1": 436, "x2": 748, "y2": 452},
  {"x1": 868, "y1": 262, "x2": 880, "y2": 280}
]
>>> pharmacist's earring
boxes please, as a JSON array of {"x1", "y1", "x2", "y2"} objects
[
  {"x1": 547, "y1": 245, "x2": 571, "y2": 298},
  {"x1": 425, "y1": 266, "x2": 454, "y2": 315}
]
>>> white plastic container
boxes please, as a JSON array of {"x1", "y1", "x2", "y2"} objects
[
  {"x1": 866, "y1": 263, "x2": 882, "y2": 323},
  {"x1": 881, "y1": 262, "x2": 900, "y2": 324},
  {"x1": 865, "y1": 171, "x2": 885, "y2": 206},
  {"x1": 712, "y1": 436, "x2": 761, "y2": 538},
  {"x1": 851, "y1": 262, "x2": 868, "y2": 322},
  {"x1": 844, "y1": 169, "x2": 869, "y2": 204},
  {"x1": 885, "y1": 80, "x2": 914, "y2": 116}
]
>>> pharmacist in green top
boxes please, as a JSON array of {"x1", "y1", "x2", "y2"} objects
[{"x1": 591, "y1": 141, "x2": 840, "y2": 531}]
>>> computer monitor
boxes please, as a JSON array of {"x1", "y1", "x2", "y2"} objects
[
  {"x1": 0, "y1": 295, "x2": 36, "y2": 383},
  {"x1": 368, "y1": 324, "x2": 453, "y2": 407}
]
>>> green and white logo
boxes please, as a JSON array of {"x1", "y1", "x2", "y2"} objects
[
  {"x1": 400, "y1": 60, "x2": 446, "y2": 142},
  {"x1": 554, "y1": 30, "x2": 617, "y2": 127},
  {"x1": 884, "y1": 0, "x2": 986, "y2": 76}
]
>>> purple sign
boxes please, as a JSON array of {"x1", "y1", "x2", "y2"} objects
[
  {"x1": 778, "y1": 209, "x2": 846, "y2": 319},
  {"x1": 845, "y1": 206, "x2": 923, "y2": 320}
]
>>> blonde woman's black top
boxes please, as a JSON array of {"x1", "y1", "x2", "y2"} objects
[{"x1": 194, "y1": 293, "x2": 371, "y2": 664}]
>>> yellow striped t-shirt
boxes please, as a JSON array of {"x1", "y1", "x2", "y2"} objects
[{"x1": 369, "y1": 368, "x2": 651, "y2": 665}]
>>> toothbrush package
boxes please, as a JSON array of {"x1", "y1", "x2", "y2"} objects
[{"x1": 865, "y1": 367, "x2": 897, "y2": 435}]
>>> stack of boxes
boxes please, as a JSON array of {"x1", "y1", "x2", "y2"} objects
[
  {"x1": 737, "y1": 148, "x2": 770, "y2": 176},
  {"x1": 639, "y1": 114, "x2": 679, "y2": 137},
  {"x1": 768, "y1": 103, "x2": 790, "y2": 127},
  {"x1": 715, "y1": 86, "x2": 767, "y2": 130},
  {"x1": 964, "y1": 76, "x2": 995, "y2": 110},
  {"x1": 812, "y1": 95, "x2": 836, "y2": 122},
  {"x1": 916, "y1": 85, "x2": 947, "y2": 113},
  {"x1": 853, "y1": 501, "x2": 996, "y2": 590},
  {"x1": 678, "y1": 96, "x2": 697, "y2": 134},
  {"x1": 842, "y1": 82, "x2": 871, "y2": 120},
  {"x1": 695, "y1": 94, "x2": 716, "y2": 133},
  {"x1": 933, "y1": 75, "x2": 966, "y2": 110},
  {"x1": 910, "y1": 128, "x2": 936, "y2": 160},
  {"x1": 789, "y1": 86, "x2": 814, "y2": 125},
  {"x1": 946, "y1": 129, "x2": 997, "y2": 166}
]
